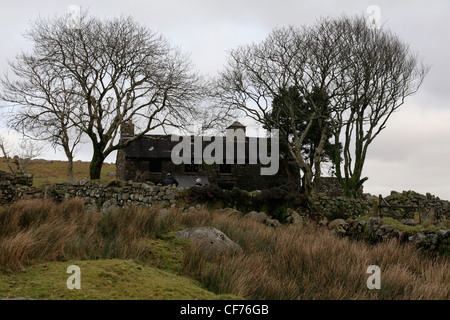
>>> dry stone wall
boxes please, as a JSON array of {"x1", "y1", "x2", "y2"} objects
[
  {"x1": 0, "y1": 180, "x2": 16, "y2": 204},
  {"x1": 314, "y1": 190, "x2": 450, "y2": 222},
  {"x1": 316, "y1": 177, "x2": 346, "y2": 197},
  {"x1": 53, "y1": 180, "x2": 179, "y2": 212},
  {"x1": 382, "y1": 190, "x2": 450, "y2": 222},
  {"x1": 0, "y1": 171, "x2": 34, "y2": 205},
  {"x1": 1, "y1": 175, "x2": 448, "y2": 255},
  {"x1": 331, "y1": 217, "x2": 449, "y2": 255},
  {"x1": 313, "y1": 195, "x2": 376, "y2": 220},
  {"x1": 0, "y1": 171, "x2": 33, "y2": 187}
]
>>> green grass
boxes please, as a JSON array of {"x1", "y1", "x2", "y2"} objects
[
  {"x1": 0, "y1": 259, "x2": 241, "y2": 300},
  {"x1": 141, "y1": 233, "x2": 190, "y2": 273}
]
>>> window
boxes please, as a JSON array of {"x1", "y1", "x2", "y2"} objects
[
  {"x1": 149, "y1": 159, "x2": 162, "y2": 172},
  {"x1": 219, "y1": 164, "x2": 232, "y2": 174},
  {"x1": 184, "y1": 163, "x2": 199, "y2": 173}
]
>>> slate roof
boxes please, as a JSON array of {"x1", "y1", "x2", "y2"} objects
[
  {"x1": 122, "y1": 134, "x2": 256, "y2": 160},
  {"x1": 121, "y1": 135, "x2": 174, "y2": 159},
  {"x1": 226, "y1": 121, "x2": 246, "y2": 129}
]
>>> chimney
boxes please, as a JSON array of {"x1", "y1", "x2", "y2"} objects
[
  {"x1": 226, "y1": 121, "x2": 246, "y2": 135},
  {"x1": 121, "y1": 119, "x2": 135, "y2": 138}
]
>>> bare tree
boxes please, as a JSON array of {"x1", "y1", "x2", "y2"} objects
[
  {"x1": 1, "y1": 57, "x2": 84, "y2": 180},
  {"x1": 328, "y1": 16, "x2": 429, "y2": 197},
  {"x1": 0, "y1": 135, "x2": 15, "y2": 173},
  {"x1": 216, "y1": 15, "x2": 428, "y2": 198},
  {"x1": 1, "y1": 11, "x2": 204, "y2": 180},
  {"x1": 216, "y1": 24, "x2": 346, "y2": 197},
  {"x1": 0, "y1": 135, "x2": 44, "y2": 174}
]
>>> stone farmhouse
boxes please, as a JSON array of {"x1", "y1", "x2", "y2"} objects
[{"x1": 116, "y1": 121, "x2": 299, "y2": 190}]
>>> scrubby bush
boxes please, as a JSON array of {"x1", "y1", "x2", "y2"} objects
[
  {"x1": 258, "y1": 184, "x2": 307, "y2": 221},
  {"x1": 182, "y1": 183, "x2": 224, "y2": 203},
  {"x1": 223, "y1": 188, "x2": 262, "y2": 213},
  {"x1": 181, "y1": 184, "x2": 307, "y2": 222}
]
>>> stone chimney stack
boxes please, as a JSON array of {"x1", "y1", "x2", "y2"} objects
[
  {"x1": 121, "y1": 119, "x2": 135, "y2": 138},
  {"x1": 226, "y1": 121, "x2": 246, "y2": 135},
  {"x1": 117, "y1": 119, "x2": 135, "y2": 181}
]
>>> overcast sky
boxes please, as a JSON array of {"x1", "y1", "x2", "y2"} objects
[{"x1": 0, "y1": 0, "x2": 449, "y2": 200}]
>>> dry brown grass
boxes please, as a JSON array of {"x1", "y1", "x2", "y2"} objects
[
  {"x1": 180, "y1": 208, "x2": 450, "y2": 300},
  {"x1": 0, "y1": 199, "x2": 448, "y2": 299},
  {"x1": 0, "y1": 199, "x2": 169, "y2": 272}
]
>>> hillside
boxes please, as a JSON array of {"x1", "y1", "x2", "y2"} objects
[{"x1": 0, "y1": 158, "x2": 116, "y2": 187}]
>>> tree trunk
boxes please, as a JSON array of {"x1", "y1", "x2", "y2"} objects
[
  {"x1": 13, "y1": 157, "x2": 25, "y2": 174},
  {"x1": 312, "y1": 126, "x2": 328, "y2": 190},
  {"x1": 283, "y1": 160, "x2": 293, "y2": 184},
  {"x1": 338, "y1": 156, "x2": 368, "y2": 198},
  {"x1": 89, "y1": 150, "x2": 105, "y2": 180},
  {"x1": 303, "y1": 167, "x2": 315, "y2": 198},
  {"x1": 67, "y1": 155, "x2": 74, "y2": 182},
  {"x1": 63, "y1": 143, "x2": 75, "y2": 182}
]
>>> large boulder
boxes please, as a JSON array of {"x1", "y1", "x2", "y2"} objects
[
  {"x1": 285, "y1": 208, "x2": 303, "y2": 225},
  {"x1": 328, "y1": 218, "x2": 348, "y2": 235},
  {"x1": 175, "y1": 227, "x2": 243, "y2": 258},
  {"x1": 246, "y1": 211, "x2": 270, "y2": 223},
  {"x1": 265, "y1": 218, "x2": 281, "y2": 228}
]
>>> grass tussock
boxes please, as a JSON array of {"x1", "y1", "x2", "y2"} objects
[{"x1": 0, "y1": 199, "x2": 448, "y2": 300}]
